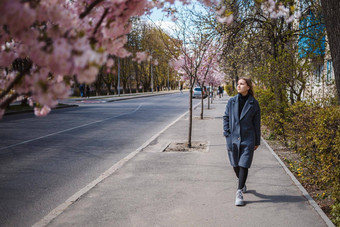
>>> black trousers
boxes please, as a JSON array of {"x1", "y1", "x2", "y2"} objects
[{"x1": 233, "y1": 166, "x2": 248, "y2": 190}]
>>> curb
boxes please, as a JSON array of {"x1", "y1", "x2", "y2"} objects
[
  {"x1": 106, "y1": 91, "x2": 179, "y2": 102},
  {"x1": 4, "y1": 104, "x2": 78, "y2": 116},
  {"x1": 4, "y1": 91, "x2": 181, "y2": 116},
  {"x1": 69, "y1": 91, "x2": 180, "y2": 102},
  {"x1": 32, "y1": 101, "x2": 200, "y2": 227},
  {"x1": 262, "y1": 137, "x2": 335, "y2": 227}
]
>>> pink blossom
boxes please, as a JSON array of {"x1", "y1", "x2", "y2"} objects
[
  {"x1": 106, "y1": 59, "x2": 114, "y2": 68},
  {"x1": 169, "y1": 58, "x2": 185, "y2": 70},
  {"x1": 28, "y1": 98, "x2": 34, "y2": 107},
  {"x1": 77, "y1": 66, "x2": 99, "y2": 84},
  {"x1": 34, "y1": 105, "x2": 51, "y2": 117},
  {"x1": 134, "y1": 52, "x2": 149, "y2": 63},
  {"x1": 0, "y1": 1, "x2": 36, "y2": 36},
  {"x1": 216, "y1": 6, "x2": 226, "y2": 16},
  {"x1": 261, "y1": 0, "x2": 300, "y2": 23},
  {"x1": 0, "y1": 51, "x2": 17, "y2": 67},
  {"x1": 217, "y1": 14, "x2": 234, "y2": 25}
]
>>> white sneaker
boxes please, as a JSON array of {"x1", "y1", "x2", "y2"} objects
[
  {"x1": 235, "y1": 189, "x2": 245, "y2": 206},
  {"x1": 242, "y1": 184, "x2": 247, "y2": 193}
]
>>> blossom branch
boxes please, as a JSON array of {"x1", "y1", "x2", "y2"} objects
[
  {"x1": 93, "y1": 8, "x2": 109, "y2": 36},
  {"x1": 0, "y1": 72, "x2": 26, "y2": 100},
  {"x1": 80, "y1": 0, "x2": 104, "y2": 19},
  {"x1": 0, "y1": 93, "x2": 19, "y2": 109}
]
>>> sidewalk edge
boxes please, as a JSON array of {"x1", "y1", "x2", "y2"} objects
[{"x1": 261, "y1": 137, "x2": 335, "y2": 227}]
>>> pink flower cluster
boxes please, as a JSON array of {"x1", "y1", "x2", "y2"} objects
[
  {"x1": 216, "y1": 5, "x2": 234, "y2": 25},
  {"x1": 261, "y1": 0, "x2": 301, "y2": 23},
  {"x1": 0, "y1": 0, "x2": 215, "y2": 118},
  {"x1": 170, "y1": 41, "x2": 225, "y2": 87}
]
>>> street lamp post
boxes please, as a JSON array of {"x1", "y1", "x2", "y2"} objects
[
  {"x1": 151, "y1": 61, "x2": 153, "y2": 93},
  {"x1": 167, "y1": 65, "x2": 170, "y2": 91},
  {"x1": 118, "y1": 58, "x2": 120, "y2": 96}
]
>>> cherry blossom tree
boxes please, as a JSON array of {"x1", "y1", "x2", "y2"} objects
[
  {"x1": 0, "y1": 0, "x2": 223, "y2": 119},
  {"x1": 196, "y1": 43, "x2": 224, "y2": 119},
  {"x1": 166, "y1": 2, "x2": 229, "y2": 147}
]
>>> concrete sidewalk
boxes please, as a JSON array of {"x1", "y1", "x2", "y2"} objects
[{"x1": 39, "y1": 95, "x2": 331, "y2": 227}]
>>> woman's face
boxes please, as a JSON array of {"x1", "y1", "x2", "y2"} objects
[{"x1": 237, "y1": 79, "x2": 250, "y2": 95}]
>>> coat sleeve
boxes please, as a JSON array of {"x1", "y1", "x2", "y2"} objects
[
  {"x1": 223, "y1": 100, "x2": 231, "y2": 137},
  {"x1": 253, "y1": 101, "x2": 261, "y2": 146}
]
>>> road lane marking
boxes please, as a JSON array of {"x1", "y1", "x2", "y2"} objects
[
  {"x1": 0, "y1": 104, "x2": 143, "y2": 151},
  {"x1": 32, "y1": 102, "x2": 200, "y2": 227}
]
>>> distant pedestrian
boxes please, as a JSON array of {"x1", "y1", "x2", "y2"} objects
[
  {"x1": 180, "y1": 84, "x2": 183, "y2": 93},
  {"x1": 223, "y1": 77, "x2": 261, "y2": 206},
  {"x1": 218, "y1": 86, "x2": 223, "y2": 98},
  {"x1": 79, "y1": 84, "x2": 84, "y2": 97},
  {"x1": 86, "y1": 85, "x2": 90, "y2": 98}
]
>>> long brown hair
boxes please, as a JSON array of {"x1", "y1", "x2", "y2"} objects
[{"x1": 238, "y1": 77, "x2": 254, "y2": 96}]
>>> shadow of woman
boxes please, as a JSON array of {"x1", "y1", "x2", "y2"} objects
[{"x1": 246, "y1": 190, "x2": 306, "y2": 204}]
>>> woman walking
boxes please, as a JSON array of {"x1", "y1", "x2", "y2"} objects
[{"x1": 223, "y1": 77, "x2": 261, "y2": 206}]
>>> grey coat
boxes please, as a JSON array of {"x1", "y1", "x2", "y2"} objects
[{"x1": 223, "y1": 94, "x2": 261, "y2": 168}]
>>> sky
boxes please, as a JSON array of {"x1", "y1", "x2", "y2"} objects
[
  {"x1": 143, "y1": 1, "x2": 207, "y2": 35},
  {"x1": 143, "y1": 3, "x2": 181, "y2": 34}
]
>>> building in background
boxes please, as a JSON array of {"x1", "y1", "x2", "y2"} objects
[{"x1": 298, "y1": 8, "x2": 335, "y2": 102}]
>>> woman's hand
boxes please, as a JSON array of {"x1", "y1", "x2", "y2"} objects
[{"x1": 254, "y1": 145, "x2": 259, "y2": 151}]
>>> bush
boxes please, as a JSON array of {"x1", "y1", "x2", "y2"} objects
[
  {"x1": 225, "y1": 84, "x2": 237, "y2": 96},
  {"x1": 256, "y1": 88, "x2": 286, "y2": 137},
  {"x1": 257, "y1": 89, "x2": 340, "y2": 225},
  {"x1": 282, "y1": 103, "x2": 340, "y2": 225}
]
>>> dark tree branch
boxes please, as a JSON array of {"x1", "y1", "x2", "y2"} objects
[
  {"x1": 80, "y1": 0, "x2": 104, "y2": 19},
  {"x1": 0, "y1": 72, "x2": 26, "y2": 100},
  {"x1": 0, "y1": 93, "x2": 19, "y2": 109},
  {"x1": 93, "y1": 8, "x2": 109, "y2": 36}
]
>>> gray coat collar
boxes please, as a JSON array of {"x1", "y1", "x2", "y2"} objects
[{"x1": 232, "y1": 94, "x2": 255, "y2": 121}]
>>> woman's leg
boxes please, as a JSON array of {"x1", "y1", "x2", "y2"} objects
[
  {"x1": 238, "y1": 167, "x2": 248, "y2": 190},
  {"x1": 233, "y1": 166, "x2": 240, "y2": 178}
]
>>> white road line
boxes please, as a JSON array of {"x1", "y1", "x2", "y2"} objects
[
  {"x1": 0, "y1": 104, "x2": 143, "y2": 151},
  {"x1": 32, "y1": 102, "x2": 200, "y2": 227}
]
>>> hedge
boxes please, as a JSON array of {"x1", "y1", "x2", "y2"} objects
[{"x1": 256, "y1": 89, "x2": 340, "y2": 225}]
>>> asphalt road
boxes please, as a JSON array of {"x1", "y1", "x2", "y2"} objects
[{"x1": 0, "y1": 92, "x2": 199, "y2": 226}]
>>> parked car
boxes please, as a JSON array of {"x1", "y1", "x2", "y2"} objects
[{"x1": 192, "y1": 87, "x2": 207, "y2": 98}]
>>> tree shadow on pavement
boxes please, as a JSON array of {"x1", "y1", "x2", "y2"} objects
[{"x1": 246, "y1": 190, "x2": 306, "y2": 204}]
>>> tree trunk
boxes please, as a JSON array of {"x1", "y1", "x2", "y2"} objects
[
  {"x1": 188, "y1": 77, "x2": 193, "y2": 148},
  {"x1": 208, "y1": 85, "x2": 210, "y2": 109},
  {"x1": 200, "y1": 85, "x2": 204, "y2": 119},
  {"x1": 321, "y1": 0, "x2": 340, "y2": 104},
  {"x1": 105, "y1": 82, "x2": 111, "y2": 95}
]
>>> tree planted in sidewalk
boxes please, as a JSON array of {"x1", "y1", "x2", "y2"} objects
[
  {"x1": 167, "y1": 3, "x2": 228, "y2": 147},
  {"x1": 195, "y1": 43, "x2": 225, "y2": 119}
]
